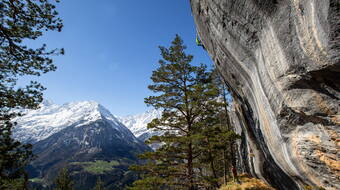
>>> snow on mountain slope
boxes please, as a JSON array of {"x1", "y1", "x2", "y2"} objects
[
  {"x1": 13, "y1": 100, "x2": 128, "y2": 143},
  {"x1": 117, "y1": 109, "x2": 162, "y2": 139}
]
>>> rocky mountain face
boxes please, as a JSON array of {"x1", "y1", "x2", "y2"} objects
[
  {"x1": 190, "y1": 0, "x2": 339, "y2": 189},
  {"x1": 14, "y1": 101, "x2": 151, "y2": 190}
]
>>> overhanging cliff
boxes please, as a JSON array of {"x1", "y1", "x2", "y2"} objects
[{"x1": 190, "y1": 0, "x2": 339, "y2": 189}]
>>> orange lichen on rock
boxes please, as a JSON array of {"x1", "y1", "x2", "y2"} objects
[
  {"x1": 330, "y1": 115, "x2": 340, "y2": 125},
  {"x1": 309, "y1": 135, "x2": 321, "y2": 144},
  {"x1": 315, "y1": 150, "x2": 340, "y2": 172}
]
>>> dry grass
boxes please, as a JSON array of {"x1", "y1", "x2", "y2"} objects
[{"x1": 220, "y1": 174, "x2": 275, "y2": 190}]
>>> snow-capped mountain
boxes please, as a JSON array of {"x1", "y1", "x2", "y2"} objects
[
  {"x1": 13, "y1": 100, "x2": 129, "y2": 144},
  {"x1": 118, "y1": 109, "x2": 162, "y2": 141},
  {"x1": 14, "y1": 100, "x2": 151, "y2": 190}
]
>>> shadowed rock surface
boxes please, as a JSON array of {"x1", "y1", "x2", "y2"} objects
[{"x1": 190, "y1": 0, "x2": 339, "y2": 189}]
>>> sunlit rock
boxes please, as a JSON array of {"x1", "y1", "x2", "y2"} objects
[{"x1": 190, "y1": 0, "x2": 339, "y2": 189}]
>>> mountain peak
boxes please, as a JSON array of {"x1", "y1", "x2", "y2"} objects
[
  {"x1": 118, "y1": 109, "x2": 162, "y2": 138},
  {"x1": 13, "y1": 101, "x2": 122, "y2": 143},
  {"x1": 40, "y1": 99, "x2": 54, "y2": 107}
]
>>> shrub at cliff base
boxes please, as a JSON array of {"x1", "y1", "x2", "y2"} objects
[{"x1": 220, "y1": 174, "x2": 274, "y2": 190}]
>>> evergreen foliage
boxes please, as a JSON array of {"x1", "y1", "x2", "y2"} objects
[
  {"x1": 92, "y1": 178, "x2": 105, "y2": 190},
  {"x1": 0, "y1": 0, "x2": 63, "y2": 189},
  {"x1": 129, "y1": 35, "x2": 240, "y2": 190},
  {"x1": 54, "y1": 168, "x2": 74, "y2": 190}
]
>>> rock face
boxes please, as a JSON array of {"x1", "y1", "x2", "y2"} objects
[{"x1": 190, "y1": 0, "x2": 339, "y2": 189}]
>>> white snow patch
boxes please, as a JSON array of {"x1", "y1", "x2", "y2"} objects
[
  {"x1": 117, "y1": 109, "x2": 162, "y2": 138},
  {"x1": 13, "y1": 101, "x2": 126, "y2": 143}
]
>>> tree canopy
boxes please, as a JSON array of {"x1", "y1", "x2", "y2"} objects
[
  {"x1": 54, "y1": 168, "x2": 74, "y2": 190},
  {"x1": 0, "y1": 0, "x2": 63, "y2": 189},
  {"x1": 128, "y1": 35, "x2": 239, "y2": 190}
]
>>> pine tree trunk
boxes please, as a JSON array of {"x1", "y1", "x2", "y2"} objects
[
  {"x1": 208, "y1": 149, "x2": 217, "y2": 179},
  {"x1": 230, "y1": 142, "x2": 236, "y2": 168},
  {"x1": 208, "y1": 150, "x2": 219, "y2": 188},
  {"x1": 206, "y1": 139, "x2": 219, "y2": 188},
  {"x1": 188, "y1": 141, "x2": 195, "y2": 190},
  {"x1": 223, "y1": 150, "x2": 228, "y2": 185}
]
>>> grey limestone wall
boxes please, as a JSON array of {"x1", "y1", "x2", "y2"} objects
[{"x1": 190, "y1": 0, "x2": 339, "y2": 189}]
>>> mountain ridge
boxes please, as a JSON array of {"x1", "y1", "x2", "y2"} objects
[
  {"x1": 117, "y1": 109, "x2": 162, "y2": 141},
  {"x1": 13, "y1": 100, "x2": 151, "y2": 190},
  {"x1": 13, "y1": 100, "x2": 129, "y2": 144}
]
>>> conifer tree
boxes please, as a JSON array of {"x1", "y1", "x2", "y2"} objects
[
  {"x1": 129, "y1": 35, "x2": 227, "y2": 190},
  {"x1": 197, "y1": 69, "x2": 242, "y2": 185},
  {"x1": 213, "y1": 70, "x2": 239, "y2": 184},
  {"x1": 93, "y1": 178, "x2": 105, "y2": 190},
  {"x1": 54, "y1": 168, "x2": 74, "y2": 190},
  {"x1": 0, "y1": 0, "x2": 63, "y2": 189}
]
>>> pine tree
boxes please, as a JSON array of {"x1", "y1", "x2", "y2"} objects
[
  {"x1": 194, "y1": 69, "x2": 241, "y2": 186},
  {"x1": 54, "y1": 168, "x2": 74, "y2": 190},
  {"x1": 93, "y1": 178, "x2": 105, "y2": 190},
  {"x1": 129, "y1": 35, "x2": 226, "y2": 190},
  {"x1": 0, "y1": 0, "x2": 63, "y2": 189}
]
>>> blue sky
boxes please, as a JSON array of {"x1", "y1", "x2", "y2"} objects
[{"x1": 19, "y1": 0, "x2": 213, "y2": 116}]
